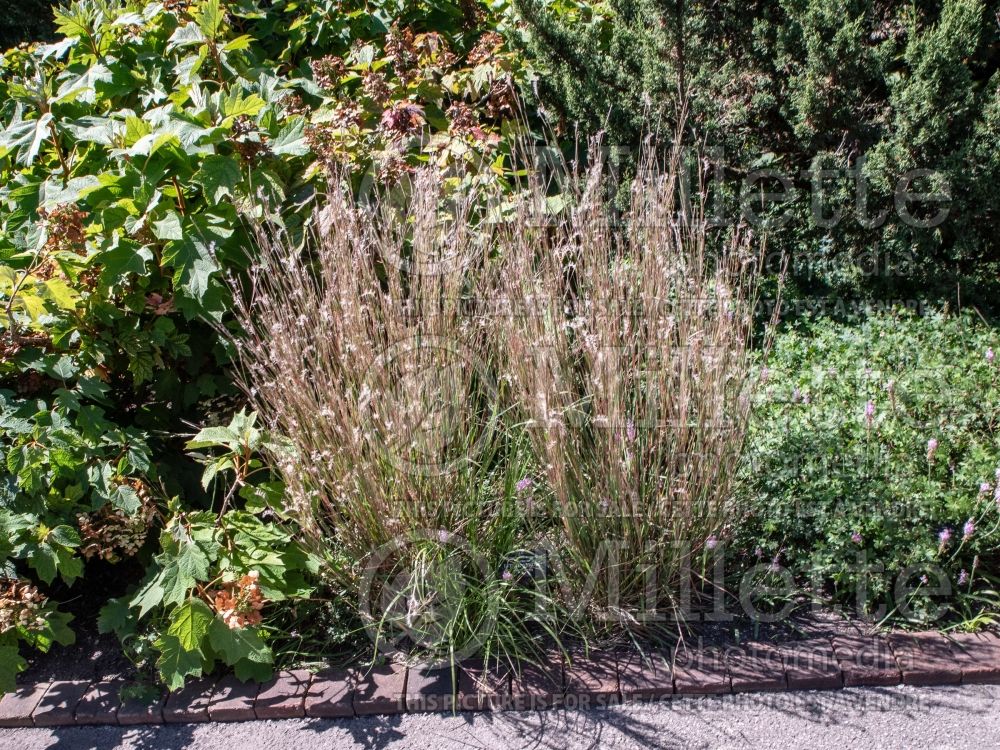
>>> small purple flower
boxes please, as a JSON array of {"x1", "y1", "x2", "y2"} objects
[
  {"x1": 926, "y1": 438, "x2": 938, "y2": 461},
  {"x1": 958, "y1": 569, "x2": 969, "y2": 585},
  {"x1": 754, "y1": 546, "x2": 764, "y2": 558},
  {"x1": 864, "y1": 400, "x2": 875, "y2": 427},
  {"x1": 980, "y1": 482, "x2": 992, "y2": 496},
  {"x1": 851, "y1": 531, "x2": 863, "y2": 545},
  {"x1": 760, "y1": 367, "x2": 770, "y2": 383},
  {"x1": 938, "y1": 527, "x2": 952, "y2": 551},
  {"x1": 919, "y1": 574, "x2": 929, "y2": 585},
  {"x1": 987, "y1": 347, "x2": 995, "y2": 364},
  {"x1": 501, "y1": 569, "x2": 513, "y2": 582},
  {"x1": 705, "y1": 535, "x2": 719, "y2": 551},
  {"x1": 515, "y1": 477, "x2": 533, "y2": 494},
  {"x1": 963, "y1": 518, "x2": 975, "y2": 541},
  {"x1": 437, "y1": 530, "x2": 450, "y2": 544},
  {"x1": 625, "y1": 418, "x2": 636, "y2": 444}
]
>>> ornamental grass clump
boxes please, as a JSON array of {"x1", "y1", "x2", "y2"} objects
[
  {"x1": 495, "y1": 146, "x2": 774, "y2": 622},
  {"x1": 230, "y1": 144, "x2": 773, "y2": 654},
  {"x1": 229, "y1": 171, "x2": 540, "y2": 661}
]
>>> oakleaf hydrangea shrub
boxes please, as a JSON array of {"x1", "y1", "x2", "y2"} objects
[
  {"x1": 98, "y1": 411, "x2": 320, "y2": 690},
  {"x1": 0, "y1": 0, "x2": 528, "y2": 687},
  {"x1": 740, "y1": 309, "x2": 1000, "y2": 625}
]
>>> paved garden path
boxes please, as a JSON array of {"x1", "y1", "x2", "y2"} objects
[{"x1": 1, "y1": 683, "x2": 997, "y2": 750}]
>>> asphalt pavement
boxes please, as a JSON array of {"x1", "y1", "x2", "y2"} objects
[{"x1": 1, "y1": 683, "x2": 997, "y2": 750}]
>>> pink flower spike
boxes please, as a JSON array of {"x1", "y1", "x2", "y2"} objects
[
  {"x1": 938, "y1": 528, "x2": 952, "y2": 551},
  {"x1": 987, "y1": 348, "x2": 995, "y2": 364},
  {"x1": 926, "y1": 438, "x2": 938, "y2": 461},
  {"x1": 963, "y1": 518, "x2": 975, "y2": 540},
  {"x1": 864, "y1": 400, "x2": 875, "y2": 427}
]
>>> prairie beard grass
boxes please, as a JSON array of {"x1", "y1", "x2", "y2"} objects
[
  {"x1": 228, "y1": 170, "x2": 536, "y2": 661},
  {"x1": 494, "y1": 145, "x2": 776, "y2": 623},
  {"x1": 229, "y1": 143, "x2": 775, "y2": 655}
]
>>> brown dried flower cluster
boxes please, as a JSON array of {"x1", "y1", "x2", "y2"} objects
[
  {"x1": 310, "y1": 55, "x2": 346, "y2": 90},
  {"x1": 210, "y1": 571, "x2": 265, "y2": 629},
  {"x1": 77, "y1": 479, "x2": 156, "y2": 563},
  {"x1": 38, "y1": 204, "x2": 88, "y2": 256},
  {"x1": 230, "y1": 115, "x2": 272, "y2": 164},
  {"x1": 485, "y1": 76, "x2": 517, "y2": 119},
  {"x1": 374, "y1": 149, "x2": 414, "y2": 184},
  {"x1": 379, "y1": 101, "x2": 426, "y2": 139},
  {"x1": 467, "y1": 31, "x2": 505, "y2": 66},
  {"x1": 412, "y1": 32, "x2": 456, "y2": 70},
  {"x1": 385, "y1": 24, "x2": 418, "y2": 73},
  {"x1": 362, "y1": 71, "x2": 392, "y2": 105},
  {"x1": 33, "y1": 203, "x2": 95, "y2": 286},
  {"x1": 281, "y1": 93, "x2": 311, "y2": 118},
  {"x1": 445, "y1": 101, "x2": 496, "y2": 144},
  {"x1": 0, "y1": 578, "x2": 47, "y2": 633},
  {"x1": 457, "y1": 0, "x2": 486, "y2": 28},
  {"x1": 304, "y1": 99, "x2": 366, "y2": 169}
]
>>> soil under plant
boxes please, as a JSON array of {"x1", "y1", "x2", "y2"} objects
[{"x1": 19, "y1": 558, "x2": 139, "y2": 684}]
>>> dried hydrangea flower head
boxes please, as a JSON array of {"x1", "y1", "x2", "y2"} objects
[
  {"x1": 0, "y1": 578, "x2": 47, "y2": 633},
  {"x1": 38, "y1": 203, "x2": 88, "y2": 256},
  {"x1": 210, "y1": 571, "x2": 266, "y2": 629},
  {"x1": 77, "y1": 479, "x2": 156, "y2": 563}
]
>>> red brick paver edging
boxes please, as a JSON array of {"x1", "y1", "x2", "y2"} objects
[{"x1": 2, "y1": 630, "x2": 1000, "y2": 727}]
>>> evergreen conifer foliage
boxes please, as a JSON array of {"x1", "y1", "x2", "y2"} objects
[{"x1": 513, "y1": 0, "x2": 1000, "y2": 295}]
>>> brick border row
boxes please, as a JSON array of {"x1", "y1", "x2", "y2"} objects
[{"x1": 2, "y1": 630, "x2": 999, "y2": 727}]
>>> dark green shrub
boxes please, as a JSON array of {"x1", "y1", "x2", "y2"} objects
[
  {"x1": 0, "y1": 1, "x2": 57, "y2": 50},
  {"x1": 513, "y1": 0, "x2": 1000, "y2": 298}
]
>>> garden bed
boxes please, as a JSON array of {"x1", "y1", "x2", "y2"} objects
[{"x1": 2, "y1": 0, "x2": 999, "y2": 709}]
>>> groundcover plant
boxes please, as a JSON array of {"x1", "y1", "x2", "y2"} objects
[{"x1": 738, "y1": 310, "x2": 1000, "y2": 628}]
